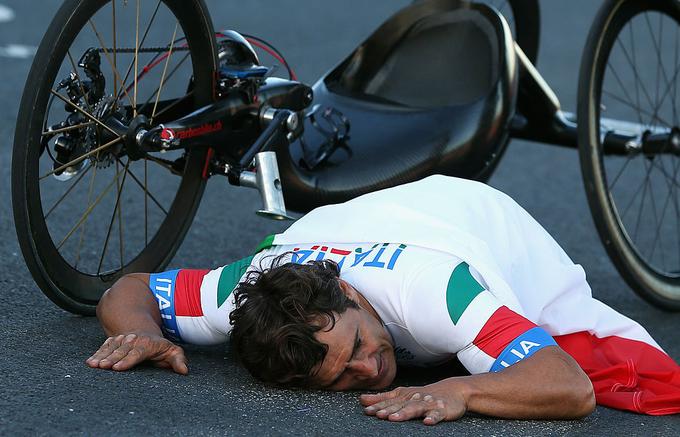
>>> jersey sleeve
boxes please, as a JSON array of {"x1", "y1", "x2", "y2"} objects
[
  {"x1": 403, "y1": 259, "x2": 557, "y2": 374},
  {"x1": 148, "y1": 255, "x2": 254, "y2": 345}
]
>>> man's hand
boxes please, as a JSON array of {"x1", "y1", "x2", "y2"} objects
[
  {"x1": 86, "y1": 333, "x2": 189, "y2": 375},
  {"x1": 360, "y1": 382, "x2": 466, "y2": 425},
  {"x1": 360, "y1": 348, "x2": 594, "y2": 424}
]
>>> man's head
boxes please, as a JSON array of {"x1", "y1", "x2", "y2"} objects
[{"x1": 229, "y1": 254, "x2": 396, "y2": 390}]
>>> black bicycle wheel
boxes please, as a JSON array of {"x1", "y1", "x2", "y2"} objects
[
  {"x1": 414, "y1": 0, "x2": 540, "y2": 64},
  {"x1": 12, "y1": 0, "x2": 217, "y2": 315},
  {"x1": 578, "y1": 0, "x2": 680, "y2": 309}
]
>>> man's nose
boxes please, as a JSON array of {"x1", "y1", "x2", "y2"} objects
[{"x1": 347, "y1": 356, "x2": 378, "y2": 379}]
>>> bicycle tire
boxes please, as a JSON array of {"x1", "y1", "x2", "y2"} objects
[
  {"x1": 578, "y1": 0, "x2": 680, "y2": 309},
  {"x1": 12, "y1": 0, "x2": 218, "y2": 315}
]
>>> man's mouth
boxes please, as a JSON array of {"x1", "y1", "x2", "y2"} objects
[{"x1": 376, "y1": 352, "x2": 385, "y2": 381}]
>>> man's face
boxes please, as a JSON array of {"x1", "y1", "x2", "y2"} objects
[{"x1": 311, "y1": 302, "x2": 397, "y2": 391}]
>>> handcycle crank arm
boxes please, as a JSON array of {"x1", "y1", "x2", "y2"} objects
[
  {"x1": 225, "y1": 108, "x2": 303, "y2": 221},
  {"x1": 238, "y1": 108, "x2": 302, "y2": 168}
]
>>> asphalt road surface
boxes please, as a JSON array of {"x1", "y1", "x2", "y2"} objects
[{"x1": 2, "y1": 0, "x2": 680, "y2": 435}]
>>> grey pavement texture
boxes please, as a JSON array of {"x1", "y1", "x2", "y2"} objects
[{"x1": 1, "y1": 0, "x2": 680, "y2": 435}]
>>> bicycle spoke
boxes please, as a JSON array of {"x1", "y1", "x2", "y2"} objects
[
  {"x1": 44, "y1": 163, "x2": 92, "y2": 220},
  {"x1": 674, "y1": 158, "x2": 680, "y2": 267},
  {"x1": 648, "y1": 158, "x2": 680, "y2": 193},
  {"x1": 608, "y1": 154, "x2": 635, "y2": 192},
  {"x1": 620, "y1": 161, "x2": 648, "y2": 220},
  {"x1": 144, "y1": 158, "x2": 148, "y2": 245},
  {"x1": 49, "y1": 89, "x2": 122, "y2": 138},
  {"x1": 602, "y1": 90, "x2": 673, "y2": 127},
  {"x1": 675, "y1": 23, "x2": 679, "y2": 126},
  {"x1": 150, "y1": 22, "x2": 179, "y2": 125},
  {"x1": 633, "y1": 159, "x2": 653, "y2": 241},
  {"x1": 666, "y1": 155, "x2": 680, "y2": 271},
  {"x1": 630, "y1": 20, "x2": 643, "y2": 129},
  {"x1": 616, "y1": 37, "x2": 657, "y2": 111},
  {"x1": 42, "y1": 121, "x2": 94, "y2": 136},
  {"x1": 115, "y1": 160, "x2": 124, "y2": 269},
  {"x1": 112, "y1": 0, "x2": 118, "y2": 99},
  {"x1": 74, "y1": 164, "x2": 99, "y2": 269},
  {"x1": 41, "y1": 136, "x2": 122, "y2": 180},
  {"x1": 97, "y1": 160, "x2": 130, "y2": 274},
  {"x1": 144, "y1": 153, "x2": 178, "y2": 174},
  {"x1": 650, "y1": 154, "x2": 680, "y2": 271},
  {"x1": 140, "y1": 51, "x2": 190, "y2": 118},
  {"x1": 615, "y1": 31, "x2": 680, "y2": 129},
  {"x1": 642, "y1": 56, "x2": 680, "y2": 130},
  {"x1": 133, "y1": 0, "x2": 140, "y2": 116},
  {"x1": 88, "y1": 18, "x2": 134, "y2": 109},
  {"x1": 605, "y1": 63, "x2": 645, "y2": 126},
  {"x1": 644, "y1": 13, "x2": 670, "y2": 122},
  {"x1": 644, "y1": 160, "x2": 664, "y2": 267},
  {"x1": 56, "y1": 166, "x2": 125, "y2": 250},
  {"x1": 115, "y1": 157, "x2": 168, "y2": 215},
  {"x1": 152, "y1": 90, "x2": 192, "y2": 121},
  {"x1": 117, "y1": 0, "x2": 162, "y2": 102}
]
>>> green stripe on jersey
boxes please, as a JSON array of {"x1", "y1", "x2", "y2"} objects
[
  {"x1": 254, "y1": 234, "x2": 276, "y2": 254},
  {"x1": 217, "y1": 255, "x2": 254, "y2": 308},
  {"x1": 446, "y1": 262, "x2": 485, "y2": 324}
]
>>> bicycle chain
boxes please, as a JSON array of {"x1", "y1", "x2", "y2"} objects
[{"x1": 96, "y1": 46, "x2": 190, "y2": 54}]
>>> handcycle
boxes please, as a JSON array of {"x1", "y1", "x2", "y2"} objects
[{"x1": 11, "y1": 0, "x2": 680, "y2": 314}]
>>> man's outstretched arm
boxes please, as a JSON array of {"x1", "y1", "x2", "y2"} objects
[
  {"x1": 360, "y1": 346, "x2": 595, "y2": 423},
  {"x1": 85, "y1": 273, "x2": 189, "y2": 374}
]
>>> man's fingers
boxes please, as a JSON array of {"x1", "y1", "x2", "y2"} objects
[
  {"x1": 168, "y1": 349, "x2": 189, "y2": 375},
  {"x1": 86, "y1": 337, "x2": 118, "y2": 365},
  {"x1": 387, "y1": 401, "x2": 433, "y2": 422},
  {"x1": 86, "y1": 336, "x2": 125, "y2": 367},
  {"x1": 374, "y1": 401, "x2": 407, "y2": 419},
  {"x1": 97, "y1": 343, "x2": 135, "y2": 369},
  {"x1": 86, "y1": 334, "x2": 189, "y2": 374},
  {"x1": 359, "y1": 388, "x2": 401, "y2": 406},
  {"x1": 111, "y1": 346, "x2": 146, "y2": 371},
  {"x1": 95, "y1": 334, "x2": 139, "y2": 368},
  {"x1": 423, "y1": 408, "x2": 445, "y2": 426},
  {"x1": 363, "y1": 395, "x2": 407, "y2": 415}
]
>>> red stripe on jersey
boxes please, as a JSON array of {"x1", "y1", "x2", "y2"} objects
[
  {"x1": 473, "y1": 306, "x2": 537, "y2": 358},
  {"x1": 174, "y1": 269, "x2": 209, "y2": 317}
]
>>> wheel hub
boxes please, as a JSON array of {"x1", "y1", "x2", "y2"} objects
[{"x1": 85, "y1": 95, "x2": 127, "y2": 168}]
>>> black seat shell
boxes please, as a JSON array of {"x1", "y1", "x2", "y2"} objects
[{"x1": 277, "y1": 0, "x2": 518, "y2": 212}]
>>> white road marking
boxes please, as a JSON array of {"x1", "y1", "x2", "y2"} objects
[
  {"x1": 0, "y1": 44, "x2": 36, "y2": 59},
  {"x1": 0, "y1": 5, "x2": 37, "y2": 59},
  {"x1": 0, "y1": 4, "x2": 14, "y2": 23}
]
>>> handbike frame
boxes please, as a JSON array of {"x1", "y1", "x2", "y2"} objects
[
  {"x1": 512, "y1": 44, "x2": 678, "y2": 156},
  {"x1": 116, "y1": 18, "x2": 680, "y2": 220}
]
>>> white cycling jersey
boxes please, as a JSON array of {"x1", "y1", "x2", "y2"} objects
[
  {"x1": 146, "y1": 175, "x2": 680, "y2": 415},
  {"x1": 149, "y1": 239, "x2": 555, "y2": 375}
]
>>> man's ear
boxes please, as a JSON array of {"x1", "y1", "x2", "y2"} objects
[
  {"x1": 337, "y1": 278, "x2": 360, "y2": 302},
  {"x1": 337, "y1": 278, "x2": 381, "y2": 322}
]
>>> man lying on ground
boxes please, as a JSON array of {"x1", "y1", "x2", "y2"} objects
[{"x1": 86, "y1": 175, "x2": 680, "y2": 424}]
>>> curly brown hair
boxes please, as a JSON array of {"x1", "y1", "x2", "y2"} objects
[{"x1": 229, "y1": 253, "x2": 358, "y2": 387}]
